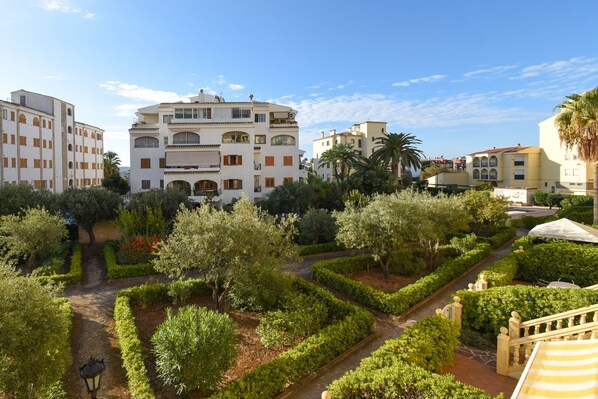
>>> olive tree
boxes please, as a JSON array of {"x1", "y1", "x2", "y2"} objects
[
  {"x1": 153, "y1": 195, "x2": 297, "y2": 311},
  {"x1": 0, "y1": 207, "x2": 67, "y2": 273},
  {"x1": 460, "y1": 190, "x2": 509, "y2": 236},
  {"x1": 0, "y1": 266, "x2": 71, "y2": 398}
]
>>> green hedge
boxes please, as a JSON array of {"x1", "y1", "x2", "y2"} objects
[
  {"x1": 313, "y1": 243, "x2": 491, "y2": 315},
  {"x1": 510, "y1": 215, "x2": 557, "y2": 229},
  {"x1": 327, "y1": 315, "x2": 497, "y2": 399},
  {"x1": 114, "y1": 278, "x2": 374, "y2": 399},
  {"x1": 298, "y1": 241, "x2": 345, "y2": 256},
  {"x1": 36, "y1": 244, "x2": 82, "y2": 285},
  {"x1": 480, "y1": 227, "x2": 516, "y2": 248},
  {"x1": 40, "y1": 299, "x2": 72, "y2": 399},
  {"x1": 557, "y1": 205, "x2": 594, "y2": 225},
  {"x1": 104, "y1": 242, "x2": 157, "y2": 279},
  {"x1": 458, "y1": 286, "x2": 598, "y2": 337},
  {"x1": 478, "y1": 253, "x2": 519, "y2": 288}
]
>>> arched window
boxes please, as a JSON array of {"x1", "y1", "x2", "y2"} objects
[
  {"x1": 67, "y1": 126, "x2": 72, "y2": 134},
  {"x1": 167, "y1": 180, "x2": 191, "y2": 196},
  {"x1": 472, "y1": 157, "x2": 480, "y2": 167},
  {"x1": 33, "y1": 117, "x2": 40, "y2": 127},
  {"x1": 271, "y1": 135, "x2": 295, "y2": 146},
  {"x1": 68, "y1": 143, "x2": 73, "y2": 151},
  {"x1": 68, "y1": 161, "x2": 73, "y2": 169},
  {"x1": 481, "y1": 169, "x2": 489, "y2": 179},
  {"x1": 67, "y1": 108, "x2": 72, "y2": 116},
  {"x1": 222, "y1": 131, "x2": 249, "y2": 143},
  {"x1": 473, "y1": 169, "x2": 480, "y2": 179},
  {"x1": 480, "y1": 157, "x2": 489, "y2": 167},
  {"x1": 194, "y1": 180, "x2": 218, "y2": 195},
  {"x1": 91, "y1": 132, "x2": 96, "y2": 139},
  {"x1": 18, "y1": 114, "x2": 26, "y2": 124},
  {"x1": 134, "y1": 136, "x2": 160, "y2": 148},
  {"x1": 173, "y1": 132, "x2": 200, "y2": 145},
  {"x1": 489, "y1": 156, "x2": 498, "y2": 167},
  {"x1": 489, "y1": 169, "x2": 497, "y2": 180}
]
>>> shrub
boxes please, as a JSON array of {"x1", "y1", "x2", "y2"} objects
[
  {"x1": 560, "y1": 194, "x2": 593, "y2": 208},
  {"x1": 510, "y1": 215, "x2": 556, "y2": 229},
  {"x1": 480, "y1": 226, "x2": 516, "y2": 248},
  {"x1": 35, "y1": 243, "x2": 82, "y2": 285},
  {"x1": 297, "y1": 208, "x2": 337, "y2": 245},
  {"x1": 152, "y1": 306, "x2": 237, "y2": 395},
  {"x1": 557, "y1": 205, "x2": 594, "y2": 225},
  {"x1": 257, "y1": 293, "x2": 328, "y2": 348},
  {"x1": 450, "y1": 233, "x2": 478, "y2": 254},
  {"x1": 298, "y1": 241, "x2": 345, "y2": 256},
  {"x1": 479, "y1": 253, "x2": 519, "y2": 287},
  {"x1": 104, "y1": 242, "x2": 157, "y2": 279},
  {"x1": 117, "y1": 235, "x2": 161, "y2": 264},
  {"x1": 227, "y1": 264, "x2": 293, "y2": 312},
  {"x1": 533, "y1": 191, "x2": 552, "y2": 206}
]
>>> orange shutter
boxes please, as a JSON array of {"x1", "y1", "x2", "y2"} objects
[
  {"x1": 224, "y1": 156, "x2": 230, "y2": 165},
  {"x1": 238, "y1": 155, "x2": 242, "y2": 165}
]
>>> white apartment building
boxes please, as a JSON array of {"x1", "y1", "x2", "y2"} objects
[
  {"x1": 129, "y1": 90, "x2": 306, "y2": 204},
  {"x1": 312, "y1": 121, "x2": 387, "y2": 181},
  {"x1": 0, "y1": 90, "x2": 104, "y2": 192}
]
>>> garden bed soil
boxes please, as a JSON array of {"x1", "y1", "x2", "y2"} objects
[
  {"x1": 349, "y1": 269, "x2": 429, "y2": 292},
  {"x1": 133, "y1": 295, "x2": 287, "y2": 399}
]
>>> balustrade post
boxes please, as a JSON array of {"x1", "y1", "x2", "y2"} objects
[
  {"x1": 509, "y1": 311, "x2": 522, "y2": 339},
  {"x1": 497, "y1": 327, "x2": 511, "y2": 376},
  {"x1": 479, "y1": 274, "x2": 488, "y2": 290},
  {"x1": 468, "y1": 283, "x2": 475, "y2": 292},
  {"x1": 322, "y1": 390, "x2": 331, "y2": 399},
  {"x1": 453, "y1": 296, "x2": 462, "y2": 330}
]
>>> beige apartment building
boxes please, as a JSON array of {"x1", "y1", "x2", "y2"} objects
[{"x1": 0, "y1": 90, "x2": 104, "y2": 192}]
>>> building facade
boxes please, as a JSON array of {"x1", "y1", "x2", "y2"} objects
[
  {"x1": 128, "y1": 91, "x2": 305, "y2": 204},
  {"x1": 312, "y1": 121, "x2": 387, "y2": 181},
  {"x1": 0, "y1": 90, "x2": 104, "y2": 192}
]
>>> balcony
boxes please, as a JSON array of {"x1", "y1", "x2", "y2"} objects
[
  {"x1": 193, "y1": 188, "x2": 221, "y2": 197},
  {"x1": 254, "y1": 185, "x2": 262, "y2": 193},
  {"x1": 254, "y1": 163, "x2": 262, "y2": 170}
]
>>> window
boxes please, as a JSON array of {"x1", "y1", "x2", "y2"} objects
[
  {"x1": 141, "y1": 180, "x2": 151, "y2": 190},
  {"x1": 1, "y1": 109, "x2": 6, "y2": 119},
  {"x1": 283, "y1": 156, "x2": 293, "y2": 166},
  {"x1": 255, "y1": 113, "x2": 266, "y2": 123},
  {"x1": 11, "y1": 158, "x2": 16, "y2": 168},
  {"x1": 49, "y1": 140, "x2": 52, "y2": 149},
  {"x1": 18, "y1": 114, "x2": 26, "y2": 124},
  {"x1": 223, "y1": 155, "x2": 243, "y2": 166},
  {"x1": 283, "y1": 177, "x2": 293, "y2": 185},
  {"x1": 43, "y1": 160, "x2": 47, "y2": 168},
  {"x1": 223, "y1": 179, "x2": 243, "y2": 190},
  {"x1": 19, "y1": 96, "x2": 26, "y2": 106},
  {"x1": 173, "y1": 132, "x2": 200, "y2": 145},
  {"x1": 271, "y1": 135, "x2": 295, "y2": 146},
  {"x1": 49, "y1": 160, "x2": 52, "y2": 168},
  {"x1": 265, "y1": 177, "x2": 275, "y2": 188},
  {"x1": 514, "y1": 170, "x2": 525, "y2": 180},
  {"x1": 43, "y1": 139, "x2": 47, "y2": 148},
  {"x1": 33, "y1": 138, "x2": 40, "y2": 147},
  {"x1": 358, "y1": 139, "x2": 362, "y2": 147},
  {"x1": 84, "y1": 146, "x2": 88, "y2": 153},
  {"x1": 480, "y1": 169, "x2": 489, "y2": 179},
  {"x1": 480, "y1": 157, "x2": 488, "y2": 167},
  {"x1": 514, "y1": 156, "x2": 525, "y2": 166},
  {"x1": 19, "y1": 158, "x2": 28, "y2": 168},
  {"x1": 68, "y1": 144, "x2": 73, "y2": 151},
  {"x1": 3, "y1": 157, "x2": 7, "y2": 168},
  {"x1": 68, "y1": 161, "x2": 73, "y2": 169},
  {"x1": 351, "y1": 139, "x2": 355, "y2": 144},
  {"x1": 84, "y1": 130, "x2": 88, "y2": 137},
  {"x1": 67, "y1": 108, "x2": 72, "y2": 116},
  {"x1": 11, "y1": 135, "x2": 15, "y2": 144},
  {"x1": 140, "y1": 158, "x2": 151, "y2": 169},
  {"x1": 91, "y1": 132, "x2": 96, "y2": 139},
  {"x1": 489, "y1": 169, "x2": 497, "y2": 180},
  {"x1": 222, "y1": 131, "x2": 249, "y2": 143},
  {"x1": 33, "y1": 117, "x2": 39, "y2": 127},
  {"x1": 164, "y1": 137, "x2": 169, "y2": 145},
  {"x1": 255, "y1": 135, "x2": 266, "y2": 144},
  {"x1": 19, "y1": 136, "x2": 26, "y2": 146},
  {"x1": 81, "y1": 162, "x2": 89, "y2": 170},
  {"x1": 134, "y1": 137, "x2": 159, "y2": 148},
  {"x1": 160, "y1": 179, "x2": 164, "y2": 189},
  {"x1": 232, "y1": 108, "x2": 251, "y2": 118},
  {"x1": 159, "y1": 158, "x2": 166, "y2": 168},
  {"x1": 173, "y1": 108, "x2": 212, "y2": 119},
  {"x1": 43, "y1": 119, "x2": 46, "y2": 128},
  {"x1": 2, "y1": 134, "x2": 6, "y2": 144},
  {"x1": 48, "y1": 120, "x2": 51, "y2": 128},
  {"x1": 10, "y1": 111, "x2": 15, "y2": 121},
  {"x1": 97, "y1": 133, "x2": 102, "y2": 140},
  {"x1": 34, "y1": 159, "x2": 41, "y2": 168},
  {"x1": 265, "y1": 156, "x2": 274, "y2": 166},
  {"x1": 68, "y1": 126, "x2": 72, "y2": 134},
  {"x1": 473, "y1": 157, "x2": 480, "y2": 167},
  {"x1": 489, "y1": 156, "x2": 498, "y2": 167},
  {"x1": 163, "y1": 115, "x2": 173, "y2": 123}
]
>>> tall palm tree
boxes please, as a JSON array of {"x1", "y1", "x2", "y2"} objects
[
  {"x1": 371, "y1": 132, "x2": 424, "y2": 180},
  {"x1": 103, "y1": 151, "x2": 121, "y2": 178},
  {"x1": 318, "y1": 143, "x2": 359, "y2": 182},
  {"x1": 554, "y1": 87, "x2": 598, "y2": 224}
]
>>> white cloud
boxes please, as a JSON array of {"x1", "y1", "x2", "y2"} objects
[
  {"x1": 43, "y1": 75, "x2": 63, "y2": 80},
  {"x1": 84, "y1": 12, "x2": 95, "y2": 19},
  {"x1": 392, "y1": 74, "x2": 446, "y2": 87},
  {"x1": 40, "y1": 0, "x2": 95, "y2": 18},
  {"x1": 216, "y1": 75, "x2": 227, "y2": 85},
  {"x1": 99, "y1": 81, "x2": 187, "y2": 103},
  {"x1": 463, "y1": 65, "x2": 516, "y2": 78},
  {"x1": 511, "y1": 57, "x2": 598, "y2": 80},
  {"x1": 113, "y1": 103, "x2": 145, "y2": 117},
  {"x1": 228, "y1": 83, "x2": 244, "y2": 91}
]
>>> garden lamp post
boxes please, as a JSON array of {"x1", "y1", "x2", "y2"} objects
[{"x1": 79, "y1": 357, "x2": 105, "y2": 399}]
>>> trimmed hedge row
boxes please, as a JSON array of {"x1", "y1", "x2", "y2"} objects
[
  {"x1": 510, "y1": 215, "x2": 556, "y2": 229},
  {"x1": 298, "y1": 241, "x2": 345, "y2": 256},
  {"x1": 313, "y1": 243, "x2": 491, "y2": 315},
  {"x1": 114, "y1": 278, "x2": 374, "y2": 399},
  {"x1": 327, "y1": 315, "x2": 497, "y2": 399},
  {"x1": 480, "y1": 227, "x2": 516, "y2": 249},
  {"x1": 557, "y1": 205, "x2": 594, "y2": 225},
  {"x1": 479, "y1": 253, "x2": 519, "y2": 288},
  {"x1": 36, "y1": 244, "x2": 82, "y2": 286},
  {"x1": 458, "y1": 285, "x2": 598, "y2": 337},
  {"x1": 104, "y1": 242, "x2": 157, "y2": 279},
  {"x1": 40, "y1": 299, "x2": 72, "y2": 399}
]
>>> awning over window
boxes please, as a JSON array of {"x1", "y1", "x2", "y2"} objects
[{"x1": 165, "y1": 151, "x2": 220, "y2": 167}]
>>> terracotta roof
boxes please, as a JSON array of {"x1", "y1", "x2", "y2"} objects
[{"x1": 470, "y1": 145, "x2": 529, "y2": 155}]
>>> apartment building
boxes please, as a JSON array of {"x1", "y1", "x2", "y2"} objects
[
  {"x1": 312, "y1": 121, "x2": 387, "y2": 181},
  {"x1": 128, "y1": 90, "x2": 305, "y2": 204},
  {"x1": 0, "y1": 90, "x2": 104, "y2": 192}
]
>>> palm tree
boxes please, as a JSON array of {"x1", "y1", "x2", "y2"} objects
[
  {"x1": 103, "y1": 151, "x2": 121, "y2": 178},
  {"x1": 371, "y1": 132, "x2": 424, "y2": 180},
  {"x1": 554, "y1": 87, "x2": 598, "y2": 224},
  {"x1": 318, "y1": 143, "x2": 359, "y2": 182}
]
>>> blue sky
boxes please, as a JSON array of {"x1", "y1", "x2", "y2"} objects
[{"x1": 1, "y1": 0, "x2": 598, "y2": 166}]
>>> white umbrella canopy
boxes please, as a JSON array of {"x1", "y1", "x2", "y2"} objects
[{"x1": 528, "y1": 218, "x2": 598, "y2": 244}]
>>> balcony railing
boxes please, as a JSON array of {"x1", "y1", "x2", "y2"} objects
[
  {"x1": 254, "y1": 185, "x2": 262, "y2": 193},
  {"x1": 254, "y1": 163, "x2": 262, "y2": 170},
  {"x1": 193, "y1": 189, "x2": 221, "y2": 196}
]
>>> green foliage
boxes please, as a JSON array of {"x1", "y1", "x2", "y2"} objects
[
  {"x1": 388, "y1": 248, "x2": 426, "y2": 276},
  {"x1": 557, "y1": 205, "x2": 594, "y2": 224},
  {"x1": 313, "y1": 243, "x2": 491, "y2": 314},
  {"x1": 461, "y1": 190, "x2": 509, "y2": 236},
  {"x1": 450, "y1": 233, "x2": 478, "y2": 254},
  {"x1": 346, "y1": 164, "x2": 394, "y2": 196},
  {"x1": 0, "y1": 207, "x2": 68, "y2": 273},
  {"x1": 258, "y1": 178, "x2": 339, "y2": 214},
  {"x1": 102, "y1": 173, "x2": 129, "y2": 194},
  {"x1": 297, "y1": 208, "x2": 337, "y2": 245},
  {"x1": 533, "y1": 191, "x2": 553, "y2": 206},
  {"x1": 116, "y1": 205, "x2": 168, "y2": 239},
  {"x1": 370, "y1": 132, "x2": 424, "y2": 180},
  {"x1": 510, "y1": 215, "x2": 557, "y2": 229},
  {"x1": 128, "y1": 188, "x2": 191, "y2": 221},
  {"x1": 298, "y1": 241, "x2": 345, "y2": 256},
  {"x1": 227, "y1": 263, "x2": 293, "y2": 312},
  {"x1": 59, "y1": 187, "x2": 121, "y2": 245},
  {"x1": 0, "y1": 267, "x2": 71, "y2": 398},
  {"x1": 35, "y1": 243, "x2": 83, "y2": 285},
  {"x1": 419, "y1": 164, "x2": 449, "y2": 180},
  {"x1": 257, "y1": 293, "x2": 328, "y2": 348},
  {"x1": 327, "y1": 315, "x2": 495, "y2": 399},
  {"x1": 479, "y1": 253, "x2": 519, "y2": 288},
  {"x1": 152, "y1": 306, "x2": 237, "y2": 395},
  {"x1": 479, "y1": 226, "x2": 516, "y2": 249},
  {"x1": 560, "y1": 195, "x2": 594, "y2": 208},
  {"x1": 458, "y1": 286, "x2": 598, "y2": 337},
  {"x1": 114, "y1": 277, "x2": 374, "y2": 399},
  {"x1": 0, "y1": 184, "x2": 59, "y2": 216},
  {"x1": 104, "y1": 242, "x2": 157, "y2": 279}
]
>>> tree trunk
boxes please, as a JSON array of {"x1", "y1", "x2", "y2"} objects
[
  {"x1": 87, "y1": 227, "x2": 96, "y2": 246},
  {"x1": 391, "y1": 162, "x2": 400, "y2": 179},
  {"x1": 379, "y1": 254, "x2": 391, "y2": 281},
  {"x1": 594, "y1": 162, "x2": 598, "y2": 225},
  {"x1": 216, "y1": 279, "x2": 234, "y2": 313},
  {"x1": 27, "y1": 252, "x2": 35, "y2": 275}
]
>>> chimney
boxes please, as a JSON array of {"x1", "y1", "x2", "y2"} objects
[
  {"x1": 249, "y1": 94, "x2": 254, "y2": 102},
  {"x1": 330, "y1": 129, "x2": 336, "y2": 136},
  {"x1": 320, "y1": 131, "x2": 325, "y2": 138}
]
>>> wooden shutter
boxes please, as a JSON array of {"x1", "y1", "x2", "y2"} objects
[
  {"x1": 223, "y1": 155, "x2": 230, "y2": 165},
  {"x1": 223, "y1": 180, "x2": 229, "y2": 189},
  {"x1": 238, "y1": 155, "x2": 242, "y2": 165}
]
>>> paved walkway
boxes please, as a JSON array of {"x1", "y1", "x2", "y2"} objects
[{"x1": 278, "y1": 230, "x2": 527, "y2": 399}]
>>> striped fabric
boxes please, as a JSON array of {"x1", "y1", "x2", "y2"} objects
[{"x1": 512, "y1": 340, "x2": 598, "y2": 399}]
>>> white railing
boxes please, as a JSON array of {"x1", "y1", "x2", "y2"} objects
[{"x1": 436, "y1": 296, "x2": 463, "y2": 330}]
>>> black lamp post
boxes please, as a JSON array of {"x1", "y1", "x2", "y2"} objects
[{"x1": 79, "y1": 357, "x2": 105, "y2": 399}]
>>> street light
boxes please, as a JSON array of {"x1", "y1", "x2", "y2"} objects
[{"x1": 79, "y1": 357, "x2": 105, "y2": 399}]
